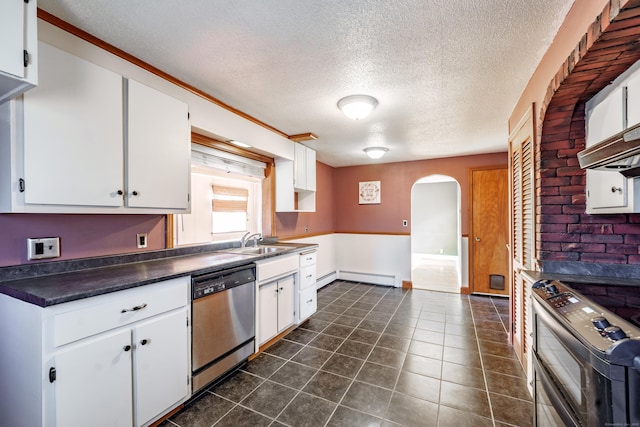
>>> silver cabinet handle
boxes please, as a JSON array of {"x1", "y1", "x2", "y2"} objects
[
  {"x1": 475, "y1": 236, "x2": 481, "y2": 242},
  {"x1": 121, "y1": 303, "x2": 147, "y2": 313},
  {"x1": 611, "y1": 186, "x2": 623, "y2": 193},
  {"x1": 140, "y1": 339, "x2": 149, "y2": 346},
  {"x1": 306, "y1": 274, "x2": 313, "y2": 279},
  {"x1": 306, "y1": 299, "x2": 313, "y2": 303},
  {"x1": 123, "y1": 345, "x2": 132, "y2": 352}
]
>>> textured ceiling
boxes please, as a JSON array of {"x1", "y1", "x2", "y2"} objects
[{"x1": 38, "y1": 0, "x2": 575, "y2": 167}]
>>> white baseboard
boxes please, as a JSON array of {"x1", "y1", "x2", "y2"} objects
[{"x1": 337, "y1": 270, "x2": 398, "y2": 287}]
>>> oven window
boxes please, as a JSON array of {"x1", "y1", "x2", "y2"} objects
[{"x1": 537, "y1": 321, "x2": 584, "y2": 407}]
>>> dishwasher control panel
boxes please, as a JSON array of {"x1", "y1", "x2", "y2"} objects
[{"x1": 192, "y1": 265, "x2": 255, "y2": 300}]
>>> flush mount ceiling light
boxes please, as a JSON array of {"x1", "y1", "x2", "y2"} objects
[
  {"x1": 337, "y1": 95, "x2": 378, "y2": 120},
  {"x1": 363, "y1": 147, "x2": 388, "y2": 159}
]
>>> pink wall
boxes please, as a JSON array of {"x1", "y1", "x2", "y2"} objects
[
  {"x1": 276, "y1": 153, "x2": 507, "y2": 238},
  {"x1": 276, "y1": 161, "x2": 335, "y2": 239},
  {"x1": 332, "y1": 154, "x2": 507, "y2": 235},
  {"x1": 0, "y1": 214, "x2": 166, "y2": 267}
]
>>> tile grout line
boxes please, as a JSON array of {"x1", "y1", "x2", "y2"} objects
[
  {"x1": 469, "y1": 298, "x2": 498, "y2": 427},
  {"x1": 266, "y1": 281, "x2": 394, "y2": 425},
  {"x1": 322, "y1": 283, "x2": 411, "y2": 427}
]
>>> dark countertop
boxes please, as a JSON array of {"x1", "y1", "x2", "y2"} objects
[
  {"x1": 523, "y1": 270, "x2": 640, "y2": 287},
  {"x1": 0, "y1": 242, "x2": 317, "y2": 307}
]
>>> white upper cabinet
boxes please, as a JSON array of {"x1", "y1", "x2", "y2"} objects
[
  {"x1": 585, "y1": 86, "x2": 631, "y2": 212},
  {"x1": 0, "y1": 0, "x2": 37, "y2": 104},
  {"x1": 276, "y1": 142, "x2": 316, "y2": 212},
  {"x1": 126, "y1": 79, "x2": 190, "y2": 210},
  {"x1": 582, "y1": 64, "x2": 640, "y2": 214},
  {"x1": 23, "y1": 42, "x2": 124, "y2": 207},
  {"x1": 0, "y1": 42, "x2": 191, "y2": 213},
  {"x1": 294, "y1": 143, "x2": 316, "y2": 191}
]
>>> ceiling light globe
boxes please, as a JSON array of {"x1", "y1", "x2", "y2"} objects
[
  {"x1": 364, "y1": 147, "x2": 388, "y2": 159},
  {"x1": 338, "y1": 95, "x2": 378, "y2": 120}
]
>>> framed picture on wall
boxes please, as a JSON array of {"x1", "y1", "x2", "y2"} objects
[{"x1": 359, "y1": 181, "x2": 381, "y2": 204}]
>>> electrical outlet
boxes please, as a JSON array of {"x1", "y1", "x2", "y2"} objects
[
  {"x1": 305, "y1": 225, "x2": 309, "y2": 232},
  {"x1": 137, "y1": 233, "x2": 148, "y2": 248},
  {"x1": 402, "y1": 219, "x2": 408, "y2": 227},
  {"x1": 27, "y1": 237, "x2": 61, "y2": 260}
]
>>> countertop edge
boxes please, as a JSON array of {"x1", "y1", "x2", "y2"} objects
[{"x1": 0, "y1": 243, "x2": 318, "y2": 307}]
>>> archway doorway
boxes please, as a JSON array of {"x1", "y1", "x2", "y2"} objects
[{"x1": 411, "y1": 175, "x2": 461, "y2": 292}]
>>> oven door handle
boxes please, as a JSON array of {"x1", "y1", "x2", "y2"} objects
[{"x1": 534, "y1": 355, "x2": 581, "y2": 427}]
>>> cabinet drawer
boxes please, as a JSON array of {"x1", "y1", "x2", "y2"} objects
[
  {"x1": 300, "y1": 264, "x2": 316, "y2": 290},
  {"x1": 53, "y1": 276, "x2": 189, "y2": 347},
  {"x1": 299, "y1": 287, "x2": 317, "y2": 322},
  {"x1": 299, "y1": 251, "x2": 316, "y2": 267},
  {"x1": 256, "y1": 254, "x2": 298, "y2": 283}
]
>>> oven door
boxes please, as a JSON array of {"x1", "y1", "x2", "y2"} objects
[
  {"x1": 534, "y1": 354, "x2": 580, "y2": 426},
  {"x1": 532, "y1": 298, "x2": 607, "y2": 427}
]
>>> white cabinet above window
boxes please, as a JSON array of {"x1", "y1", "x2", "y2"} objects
[
  {"x1": 0, "y1": 42, "x2": 190, "y2": 214},
  {"x1": 0, "y1": 0, "x2": 37, "y2": 104},
  {"x1": 276, "y1": 143, "x2": 316, "y2": 212}
]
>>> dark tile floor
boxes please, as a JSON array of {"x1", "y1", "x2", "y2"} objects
[{"x1": 161, "y1": 281, "x2": 532, "y2": 427}]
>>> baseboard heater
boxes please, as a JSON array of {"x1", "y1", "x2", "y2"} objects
[
  {"x1": 317, "y1": 271, "x2": 337, "y2": 289},
  {"x1": 337, "y1": 270, "x2": 398, "y2": 287}
]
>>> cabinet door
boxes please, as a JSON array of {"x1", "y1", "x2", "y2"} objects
[
  {"x1": 299, "y1": 286, "x2": 317, "y2": 322},
  {"x1": 126, "y1": 79, "x2": 190, "y2": 210},
  {"x1": 627, "y1": 73, "x2": 640, "y2": 128},
  {"x1": 0, "y1": 0, "x2": 25, "y2": 78},
  {"x1": 134, "y1": 308, "x2": 189, "y2": 426},
  {"x1": 259, "y1": 281, "x2": 279, "y2": 344},
  {"x1": 294, "y1": 143, "x2": 307, "y2": 190},
  {"x1": 23, "y1": 42, "x2": 124, "y2": 207},
  {"x1": 586, "y1": 170, "x2": 628, "y2": 210},
  {"x1": 586, "y1": 87, "x2": 624, "y2": 146},
  {"x1": 277, "y1": 275, "x2": 295, "y2": 332},
  {"x1": 586, "y1": 87, "x2": 628, "y2": 211},
  {"x1": 54, "y1": 328, "x2": 133, "y2": 427},
  {"x1": 305, "y1": 147, "x2": 316, "y2": 192},
  {"x1": 300, "y1": 264, "x2": 316, "y2": 290}
]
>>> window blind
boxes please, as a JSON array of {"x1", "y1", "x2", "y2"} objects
[
  {"x1": 191, "y1": 144, "x2": 266, "y2": 178},
  {"x1": 211, "y1": 185, "x2": 248, "y2": 212}
]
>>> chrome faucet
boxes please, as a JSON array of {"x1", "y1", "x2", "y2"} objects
[{"x1": 241, "y1": 232, "x2": 262, "y2": 247}]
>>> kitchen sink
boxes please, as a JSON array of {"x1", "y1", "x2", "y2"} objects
[{"x1": 224, "y1": 245, "x2": 290, "y2": 255}]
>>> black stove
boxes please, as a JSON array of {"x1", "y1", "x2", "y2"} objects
[
  {"x1": 533, "y1": 279, "x2": 640, "y2": 357},
  {"x1": 564, "y1": 281, "x2": 640, "y2": 328},
  {"x1": 531, "y1": 279, "x2": 640, "y2": 426}
]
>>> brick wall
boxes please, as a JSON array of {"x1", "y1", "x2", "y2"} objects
[{"x1": 537, "y1": 1, "x2": 640, "y2": 265}]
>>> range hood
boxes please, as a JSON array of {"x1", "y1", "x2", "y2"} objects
[{"x1": 577, "y1": 122, "x2": 640, "y2": 177}]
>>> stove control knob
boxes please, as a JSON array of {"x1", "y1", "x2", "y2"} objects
[
  {"x1": 604, "y1": 326, "x2": 628, "y2": 341},
  {"x1": 591, "y1": 317, "x2": 611, "y2": 331},
  {"x1": 533, "y1": 280, "x2": 550, "y2": 289}
]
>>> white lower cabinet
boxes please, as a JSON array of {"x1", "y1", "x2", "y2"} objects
[
  {"x1": 0, "y1": 276, "x2": 191, "y2": 427},
  {"x1": 55, "y1": 328, "x2": 133, "y2": 427},
  {"x1": 259, "y1": 275, "x2": 295, "y2": 345},
  {"x1": 134, "y1": 309, "x2": 190, "y2": 426},
  {"x1": 297, "y1": 250, "x2": 317, "y2": 323}
]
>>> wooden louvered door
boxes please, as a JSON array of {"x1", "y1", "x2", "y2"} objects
[{"x1": 509, "y1": 107, "x2": 535, "y2": 373}]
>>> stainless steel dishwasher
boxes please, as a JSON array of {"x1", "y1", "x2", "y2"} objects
[{"x1": 191, "y1": 264, "x2": 255, "y2": 393}]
